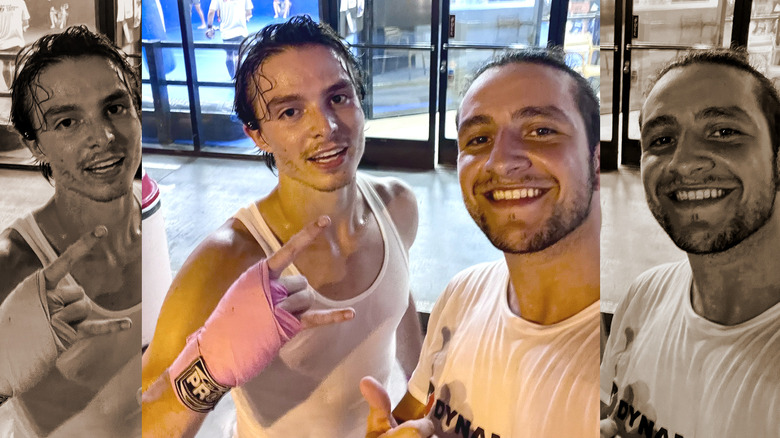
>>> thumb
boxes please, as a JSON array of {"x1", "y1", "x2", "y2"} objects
[
  {"x1": 600, "y1": 418, "x2": 619, "y2": 438},
  {"x1": 361, "y1": 376, "x2": 396, "y2": 437}
]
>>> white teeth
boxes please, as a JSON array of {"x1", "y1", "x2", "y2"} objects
[
  {"x1": 311, "y1": 148, "x2": 345, "y2": 163},
  {"x1": 674, "y1": 189, "x2": 724, "y2": 201},
  {"x1": 490, "y1": 188, "x2": 542, "y2": 200},
  {"x1": 86, "y1": 158, "x2": 122, "y2": 172}
]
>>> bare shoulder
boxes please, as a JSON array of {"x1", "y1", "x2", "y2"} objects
[
  {"x1": 142, "y1": 217, "x2": 266, "y2": 385},
  {"x1": 0, "y1": 227, "x2": 43, "y2": 301},
  {"x1": 365, "y1": 175, "x2": 418, "y2": 251}
]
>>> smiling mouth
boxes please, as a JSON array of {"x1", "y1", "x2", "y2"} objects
[
  {"x1": 669, "y1": 188, "x2": 732, "y2": 202},
  {"x1": 487, "y1": 188, "x2": 546, "y2": 201},
  {"x1": 309, "y1": 147, "x2": 347, "y2": 164},
  {"x1": 85, "y1": 157, "x2": 124, "y2": 173}
]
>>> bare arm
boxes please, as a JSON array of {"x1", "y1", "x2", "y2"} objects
[
  {"x1": 207, "y1": 10, "x2": 216, "y2": 26},
  {"x1": 395, "y1": 294, "x2": 422, "y2": 378},
  {"x1": 142, "y1": 218, "x2": 353, "y2": 436},
  {"x1": 141, "y1": 220, "x2": 265, "y2": 437}
]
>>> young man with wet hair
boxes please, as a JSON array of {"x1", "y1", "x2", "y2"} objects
[
  {"x1": 362, "y1": 48, "x2": 601, "y2": 437},
  {"x1": 601, "y1": 50, "x2": 780, "y2": 438},
  {"x1": 142, "y1": 15, "x2": 422, "y2": 437},
  {"x1": 0, "y1": 25, "x2": 142, "y2": 436}
]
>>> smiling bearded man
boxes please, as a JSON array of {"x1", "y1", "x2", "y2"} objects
[
  {"x1": 360, "y1": 48, "x2": 601, "y2": 438},
  {"x1": 601, "y1": 50, "x2": 780, "y2": 438}
]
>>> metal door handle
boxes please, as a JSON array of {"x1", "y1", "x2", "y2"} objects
[{"x1": 623, "y1": 61, "x2": 630, "y2": 75}]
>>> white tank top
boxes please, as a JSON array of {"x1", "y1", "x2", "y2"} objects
[
  {"x1": 3, "y1": 190, "x2": 141, "y2": 437},
  {"x1": 231, "y1": 173, "x2": 410, "y2": 438}
]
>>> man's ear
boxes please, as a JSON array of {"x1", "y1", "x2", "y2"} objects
[
  {"x1": 592, "y1": 143, "x2": 601, "y2": 191},
  {"x1": 243, "y1": 124, "x2": 271, "y2": 154}
]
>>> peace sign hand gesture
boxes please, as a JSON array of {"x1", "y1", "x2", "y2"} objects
[
  {"x1": 169, "y1": 216, "x2": 355, "y2": 412},
  {"x1": 0, "y1": 225, "x2": 132, "y2": 399},
  {"x1": 43, "y1": 226, "x2": 132, "y2": 350}
]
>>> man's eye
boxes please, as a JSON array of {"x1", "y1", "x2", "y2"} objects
[
  {"x1": 712, "y1": 128, "x2": 741, "y2": 138},
  {"x1": 467, "y1": 136, "x2": 489, "y2": 146},
  {"x1": 332, "y1": 94, "x2": 347, "y2": 104},
  {"x1": 280, "y1": 108, "x2": 298, "y2": 118},
  {"x1": 648, "y1": 136, "x2": 674, "y2": 147},
  {"x1": 107, "y1": 104, "x2": 126, "y2": 115},
  {"x1": 56, "y1": 118, "x2": 75, "y2": 129},
  {"x1": 530, "y1": 127, "x2": 556, "y2": 136}
]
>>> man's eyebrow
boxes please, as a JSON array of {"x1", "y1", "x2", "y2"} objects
[
  {"x1": 457, "y1": 114, "x2": 493, "y2": 133},
  {"x1": 695, "y1": 106, "x2": 752, "y2": 122},
  {"x1": 42, "y1": 104, "x2": 79, "y2": 121},
  {"x1": 512, "y1": 105, "x2": 572, "y2": 124},
  {"x1": 103, "y1": 89, "x2": 131, "y2": 105},
  {"x1": 266, "y1": 93, "x2": 303, "y2": 111},
  {"x1": 640, "y1": 114, "x2": 677, "y2": 135},
  {"x1": 324, "y1": 79, "x2": 353, "y2": 95}
]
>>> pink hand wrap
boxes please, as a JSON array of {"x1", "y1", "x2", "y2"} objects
[{"x1": 170, "y1": 260, "x2": 302, "y2": 412}]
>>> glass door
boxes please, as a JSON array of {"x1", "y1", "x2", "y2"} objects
[{"x1": 337, "y1": 0, "x2": 438, "y2": 169}]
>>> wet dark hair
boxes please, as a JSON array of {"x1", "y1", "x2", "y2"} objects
[
  {"x1": 11, "y1": 25, "x2": 141, "y2": 181},
  {"x1": 457, "y1": 47, "x2": 600, "y2": 155},
  {"x1": 642, "y1": 48, "x2": 780, "y2": 158},
  {"x1": 233, "y1": 15, "x2": 365, "y2": 170}
]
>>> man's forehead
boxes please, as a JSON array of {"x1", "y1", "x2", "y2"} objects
[
  {"x1": 460, "y1": 63, "x2": 579, "y2": 122},
  {"x1": 33, "y1": 56, "x2": 129, "y2": 98},
  {"x1": 642, "y1": 63, "x2": 761, "y2": 123},
  {"x1": 250, "y1": 45, "x2": 353, "y2": 116}
]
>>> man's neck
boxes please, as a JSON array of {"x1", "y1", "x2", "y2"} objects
[
  {"x1": 262, "y1": 173, "x2": 366, "y2": 245},
  {"x1": 504, "y1": 199, "x2": 600, "y2": 325},
  {"x1": 688, "y1": 194, "x2": 780, "y2": 325},
  {"x1": 32, "y1": 185, "x2": 140, "y2": 277}
]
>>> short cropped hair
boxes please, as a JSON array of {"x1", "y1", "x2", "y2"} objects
[
  {"x1": 10, "y1": 25, "x2": 140, "y2": 181},
  {"x1": 642, "y1": 49, "x2": 780, "y2": 157},
  {"x1": 458, "y1": 48, "x2": 600, "y2": 155},
  {"x1": 234, "y1": 15, "x2": 365, "y2": 170}
]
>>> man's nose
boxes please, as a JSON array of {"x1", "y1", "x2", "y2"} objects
[
  {"x1": 310, "y1": 106, "x2": 338, "y2": 137},
  {"x1": 484, "y1": 129, "x2": 532, "y2": 176},
  {"x1": 85, "y1": 119, "x2": 116, "y2": 148},
  {"x1": 667, "y1": 132, "x2": 715, "y2": 178}
]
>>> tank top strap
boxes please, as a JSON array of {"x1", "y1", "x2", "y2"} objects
[
  {"x1": 10, "y1": 213, "x2": 59, "y2": 267},
  {"x1": 355, "y1": 173, "x2": 409, "y2": 267},
  {"x1": 233, "y1": 204, "x2": 304, "y2": 278}
]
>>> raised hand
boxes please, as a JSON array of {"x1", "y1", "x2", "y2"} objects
[
  {"x1": 360, "y1": 377, "x2": 434, "y2": 438},
  {"x1": 43, "y1": 225, "x2": 132, "y2": 349},
  {"x1": 269, "y1": 215, "x2": 355, "y2": 328},
  {"x1": 0, "y1": 225, "x2": 131, "y2": 398},
  {"x1": 169, "y1": 215, "x2": 355, "y2": 412},
  {"x1": 600, "y1": 418, "x2": 620, "y2": 438}
]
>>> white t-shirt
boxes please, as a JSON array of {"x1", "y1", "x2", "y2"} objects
[
  {"x1": 408, "y1": 261, "x2": 600, "y2": 438},
  {"x1": 0, "y1": 0, "x2": 29, "y2": 51},
  {"x1": 601, "y1": 260, "x2": 780, "y2": 438},
  {"x1": 209, "y1": 0, "x2": 253, "y2": 40}
]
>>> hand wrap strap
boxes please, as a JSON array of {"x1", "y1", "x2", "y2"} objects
[{"x1": 170, "y1": 259, "x2": 302, "y2": 412}]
